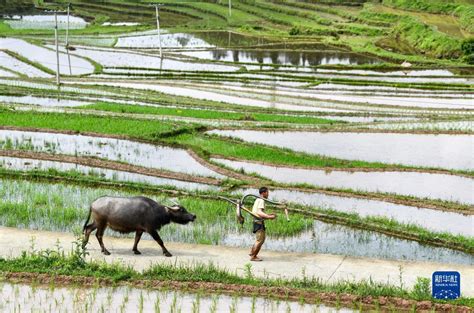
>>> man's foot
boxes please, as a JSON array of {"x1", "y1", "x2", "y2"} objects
[{"x1": 250, "y1": 256, "x2": 262, "y2": 262}]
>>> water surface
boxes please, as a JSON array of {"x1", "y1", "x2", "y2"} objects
[
  {"x1": 0, "y1": 130, "x2": 223, "y2": 178},
  {"x1": 182, "y1": 49, "x2": 381, "y2": 66},
  {"x1": 1, "y1": 283, "x2": 345, "y2": 313},
  {"x1": 235, "y1": 188, "x2": 473, "y2": 237},
  {"x1": 215, "y1": 158, "x2": 474, "y2": 204},
  {"x1": 4, "y1": 14, "x2": 88, "y2": 29},
  {"x1": 209, "y1": 130, "x2": 474, "y2": 170},
  {"x1": 0, "y1": 156, "x2": 217, "y2": 191}
]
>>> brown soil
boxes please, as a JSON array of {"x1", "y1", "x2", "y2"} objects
[{"x1": 2, "y1": 272, "x2": 472, "y2": 312}]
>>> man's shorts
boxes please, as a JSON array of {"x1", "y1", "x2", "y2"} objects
[
  {"x1": 253, "y1": 220, "x2": 265, "y2": 233},
  {"x1": 255, "y1": 229, "x2": 266, "y2": 243}
]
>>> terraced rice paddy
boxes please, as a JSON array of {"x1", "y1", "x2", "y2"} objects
[
  {"x1": 0, "y1": 157, "x2": 218, "y2": 191},
  {"x1": 0, "y1": 38, "x2": 94, "y2": 75},
  {"x1": 236, "y1": 188, "x2": 472, "y2": 236},
  {"x1": 1, "y1": 1, "x2": 473, "y2": 309},
  {"x1": 0, "y1": 129, "x2": 224, "y2": 178},
  {"x1": 209, "y1": 130, "x2": 474, "y2": 170},
  {"x1": 1, "y1": 282, "x2": 350, "y2": 313},
  {"x1": 0, "y1": 178, "x2": 470, "y2": 265},
  {"x1": 3, "y1": 15, "x2": 88, "y2": 29},
  {"x1": 215, "y1": 158, "x2": 474, "y2": 204}
]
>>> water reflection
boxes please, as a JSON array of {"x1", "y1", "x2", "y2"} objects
[
  {"x1": 222, "y1": 220, "x2": 473, "y2": 265},
  {"x1": 182, "y1": 49, "x2": 381, "y2": 66}
]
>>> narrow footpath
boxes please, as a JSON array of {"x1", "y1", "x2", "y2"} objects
[{"x1": 0, "y1": 227, "x2": 472, "y2": 296}]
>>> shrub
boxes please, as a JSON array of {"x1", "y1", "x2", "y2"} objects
[
  {"x1": 461, "y1": 38, "x2": 474, "y2": 56},
  {"x1": 412, "y1": 277, "x2": 431, "y2": 300}
]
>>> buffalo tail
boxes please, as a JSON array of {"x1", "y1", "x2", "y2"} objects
[{"x1": 82, "y1": 206, "x2": 92, "y2": 233}]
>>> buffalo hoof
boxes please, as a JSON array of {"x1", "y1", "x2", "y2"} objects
[
  {"x1": 133, "y1": 250, "x2": 141, "y2": 255},
  {"x1": 103, "y1": 250, "x2": 111, "y2": 255},
  {"x1": 164, "y1": 251, "x2": 172, "y2": 257}
]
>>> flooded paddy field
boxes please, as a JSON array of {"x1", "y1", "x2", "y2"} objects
[
  {"x1": 73, "y1": 81, "x2": 358, "y2": 113},
  {"x1": 0, "y1": 156, "x2": 218, "y2": 191},
  {"x1": 116, "y1": 32, "x2": 214, "y2": 49},
  {"x1": 209, "y1": 130, "x2": 474, "y2": 170},
  {"x1": 0, "y1": 282, "x2": 349, "y2": 313},
  {"x1": 180, "y1": 48, "x2": 381, "y2": 66},
  {"x1": 50, "y1": 45, "x2": 240, "y2": 72},
  {"x1": 0, "y1": 95, "x2": 91, "y2": 107},
  {"x1": 214, "y1": 158, "x2": 474, "y2": 204},
  {"x1": 0, "y1": 38, "x2": 94, "y2": 75},
  {"x1": 2, "y1": 2, "x2": 474, "y2": 308},
  {"x1": 222, "y1": 220, "x2": 473, "y2": 265},
  {"x1": 0, "y1": 129, "x2": 224, "y2": 178},
  {"x1": 0, "y1": 51, "x2": 52, "y2": 78},
  {"x1": 0, "y1": 68, "x2": 16, "y2": 77},
  {"x1": 0, "y1": 79, "x2": 116, "y2": 97},
  {"x1": 368, "y1": 120, "x2": 474, "y2": 132},
  {"x1": 0, "y1": 177, "x2": 470, "y2": 265},
  {"x1": 235, "y1": 188, "x2": 473, "y2": 237},
  {"x1": 3, "y1": 14, "x2": 88, "y2": 29}
]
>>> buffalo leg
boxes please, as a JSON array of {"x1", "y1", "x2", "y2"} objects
[
  {"x1": 82, "y1": 222, "x2": 97, "y2": 249},
  {"x1": 132, "y1": 231, "x2": 143, "y2": 255},
  {"x1": 95, "y1": 223, "x2": 110, "y2": 255},
  {"x1": 149, "y1": 230, "x2": 172, "y2": 257}
]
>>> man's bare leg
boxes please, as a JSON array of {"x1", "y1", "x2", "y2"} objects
[{"x1": 250, "y1": 230, "x2": 265, "y2": 261}]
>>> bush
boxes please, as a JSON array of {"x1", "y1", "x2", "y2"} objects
[
  {"x1": 461, "y1": 38, "x2": 474, "y2": 56},
  {"x1": 463, "y1": 54, "x2": 474, "y2": 65},
  {"x1": 412, "y1": 277, "x2": 431, "y2": 300},
  {"x1": 289, "y1": 26, "x2": 301, "y2": 36}
]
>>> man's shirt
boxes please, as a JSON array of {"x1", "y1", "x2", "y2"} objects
[{"x1": 252, "y1": 198, "x2": 265, "y2": 217}]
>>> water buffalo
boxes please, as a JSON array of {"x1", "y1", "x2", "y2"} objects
[{"x1": 82, "y1": 196, "x2": 196, "y2": 256}]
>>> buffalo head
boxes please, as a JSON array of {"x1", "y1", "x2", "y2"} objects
[{"x1": 165, "y1": 205, "x2": 196, "y2": 225}]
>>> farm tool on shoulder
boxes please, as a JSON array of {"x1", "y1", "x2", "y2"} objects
[{"x1": 218, "y1": 194, "x2": 289, "y2": 225}]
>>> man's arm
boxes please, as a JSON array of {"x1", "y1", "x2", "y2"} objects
[{"x1": 255, "y1": 207, "x2": 276, "y2": 220}]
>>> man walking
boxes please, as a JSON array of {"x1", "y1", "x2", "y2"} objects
[{"x1": 249, "y1": 187, "x2": 276, "y2": 262}]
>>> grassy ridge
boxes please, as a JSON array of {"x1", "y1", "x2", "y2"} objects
[
  {"x1": 392, "y1": 16, "x2": 462, "y2": 58},
  {"x1": 169, "y1": 133, "x2": 411, "y2": 169},
  {"x1": 383, "y1": 0, "x2": 474, "y2": 33},
  {"x1": 79, "y1": 102, "x2": 340, "y2": 125},
  {"x1": 0, "y1": 110, "x2": 464, "y2": 174},
  {"x1": 0, "y1": 110, "x2": 186, "y2": 140},
  {"x1": 0, "y1": 247, "x2": 472, "y2": 307}
]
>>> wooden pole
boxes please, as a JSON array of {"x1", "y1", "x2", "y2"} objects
[
  {"x1": 155, "y1": 5, "x2": 162, "y2": 59},
  {"x1": 54, "y1": 12, "x2": 60, "y2": 85},
  {"x1": 66, "y1": 4, "x2": 72, "y2": 75}
]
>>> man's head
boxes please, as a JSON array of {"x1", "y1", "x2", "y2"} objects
[{"x1": 259, "y1": 186, "x2": 269, "y2": 199}]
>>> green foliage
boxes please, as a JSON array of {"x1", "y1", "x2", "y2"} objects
[
  {"x1": 392, "y1": 16, "x2": 462, "y2": 58},
  {"x1": 0, "y1": 178, "x2": 310, "y2": 239},
  {"x1": 79, "y1": 102, "x2": 339, "y2": 125},
  {"x1": 383, "y1": 0, "x2": 474, "y2": 33},
  {"x1": 412, "y1": 277, "x2": 431, "y2": 300},
  {"x1": 0, "y1": 0, "x2": 34, "y2": 16},
  {"x1": 461, "y1": 37, "x2": 474, "y2": 55},
  {"x1": 463, "y1": 53, "x2": 474, "y2": 64},
  {"x1": 455, "y1": 6, "x2": 474, "y2": 33},
  {"x1": 0, "y1": 111, "x2": 186, "y2": 140}
]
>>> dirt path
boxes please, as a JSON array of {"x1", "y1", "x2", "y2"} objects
[{"x1": 1, "y1": 227, "x2": 472, "y2": 297}]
